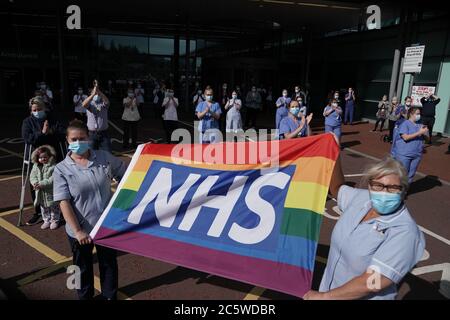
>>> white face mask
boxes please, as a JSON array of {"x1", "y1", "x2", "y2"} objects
[{"x1": 232, "y1": 94, "x2": 237, "y2": 99}]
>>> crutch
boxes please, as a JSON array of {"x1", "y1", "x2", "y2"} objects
[{"x1": 18, "y1": 144, "x2": 33, "y2": 226}]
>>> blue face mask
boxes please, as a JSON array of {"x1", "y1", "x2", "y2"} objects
[
  {"x1": 93, "y1": 95, "x2": 100, "y2": 103},
  {"x1": 370, "y1": 191, "x2": 403, "y2": 215},
  {"x1": 206, "y1": 95, "x2": 213, "y2": 101},
  {"x1": 68, "y1": 141, "x2": 90, "y2": 155},
  {"x1": 415, "y1": 115, "x2": 421, "y2": 122},
  {"x1": 290, "y1": 107, "x2": 300, "y2": 117},
  {"x1": 32, "y1": 110, "x2": 46, "y2": 119}
]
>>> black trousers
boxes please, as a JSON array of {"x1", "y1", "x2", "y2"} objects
[
  {"x1": 388, "y1": 120, "x2": 396, "y2": 142},
  {"x1": 245, "y1": 108, "x2": 258, "y2": 129},
  {"x1": 68, "y1": 236, "x2": 118, "y2": 300},
  {"x1": 122, "y1": 120, "x2": 138, "y2": 147},
  {"x1": 374, "y1": 118, "x2": 386, "y2": 131},
  {"x1": 138, "y1": 103, "x2": 144, "y2": 119},
  {"x1": 163, "y1": 120, "x2": 179, "y2": 143},
  {"x1": 421, "y1": 116, "x2": 435, "y2": 143}
]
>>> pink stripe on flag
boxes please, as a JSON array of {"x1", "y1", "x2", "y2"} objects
[{"x1": 94, "y1": 227, "x2": 312, "y2": 298}]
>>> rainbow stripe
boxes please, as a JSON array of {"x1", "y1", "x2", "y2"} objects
[{"x1": 91, "y1": 133, "x2": 339, "y2": 298}]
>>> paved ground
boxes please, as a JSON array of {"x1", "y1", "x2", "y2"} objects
[{"x1": 0, "y1": 108, "x2": 449, "y2": 300}]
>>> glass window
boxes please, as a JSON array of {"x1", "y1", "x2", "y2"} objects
[
  {"x1": 180, "y1": 40, "x2": 197, "y2": 56},
  {"x1": 98, "y1": 34, "x2": 148, "y2": 54},
  {"x1": 150, "y1": 37, "x2": 174, "y2": 55}
]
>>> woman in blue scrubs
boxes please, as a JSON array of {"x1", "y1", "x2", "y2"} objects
[
  {"x1": 275, "y1": 89, "x2": 291, "y2": 131},
  {"x1": 393, "y1": 107, "x2": 429, "y2": 183},
  {"x1": 279, "y1": 101, "x2": 312, "y2": 139},
  {"x1": 323, "y1": 98, "x2": 343, "y2": 143},
  {"x1": 304, "y1": 141, "x2": 425, "y2": 300}
]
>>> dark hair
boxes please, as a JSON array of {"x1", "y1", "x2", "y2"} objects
[
  {"x1": 405, "y1": 96, "x2": 412, "y2": 101},
  {"x1": 407, "y1": 106, "x2": 420, "y2": 119},
  {"x1": 67, "y1": 119, "x2": 89, "y2": 135}
]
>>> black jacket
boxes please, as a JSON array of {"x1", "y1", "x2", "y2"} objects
[
  {"x1": 420, "y1": 97, "x2": 441, "y2": 117},
  {"x1": 21, "y1": 112, "x2": 66, "y2": 160}
]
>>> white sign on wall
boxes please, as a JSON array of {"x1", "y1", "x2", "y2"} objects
[
  {"x1": 403, "y1": 46, "x2": 425, "y2": 73},
  {"x1": 411, "y1": 86, "x2": 435, "y2": 106}
]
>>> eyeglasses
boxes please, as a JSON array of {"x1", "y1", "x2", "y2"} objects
[
  {"x1": 369, "y1": 180, "x2": 403, "y2": 193},
  {"x1": 38, "y1": 157, "x2": 48, "y2": 160}
]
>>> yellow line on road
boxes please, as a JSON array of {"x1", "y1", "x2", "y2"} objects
[
  {"x1": 0, "y1": 217, "x2": 132, "y2": 300},
  {"x1": 243, "y1": 287, "x2": 266, "y2": 300},
  {"x1": 16, "y1": 257, "x2": 73, "y2": 287},
  {"x1": 0, "y1": 206, "x2": 33, "y2": 218},
  {"x1": 0, "y1": 175, "x2": 21, "y2": 182},
  {"x1": 0, "y1": 217, "x2": 67, "y2": 262}
]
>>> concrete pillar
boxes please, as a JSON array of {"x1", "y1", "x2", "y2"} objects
[{"x1": 389, "y1": 49, "x2": 401, "y2": 100}]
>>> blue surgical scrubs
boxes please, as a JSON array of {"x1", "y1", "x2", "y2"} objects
[
  {"x1": 279, "y1": 116, "x2": 308, "y2": 139},
  {"x1": 196, "y1": 101, "x2": 222, "y2": 143},
  {"x1": 393, "y1": 120, "x2": 424, "y2": 182},
  {"x1": 323, "y1": 105, "x2": 342, "y2": 139},
  {"x1": 275, "y1": 97, "x2": 291, "y2": 130},
  {"x1": 319, "y1": 185, "x2": 425, "y2": 300}
]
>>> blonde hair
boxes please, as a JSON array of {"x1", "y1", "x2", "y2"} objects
[
  {"x1": 29, "y1": 96, "x2": 45, "y2": 110},
  {"x1": 361, "y1": 156, "x2": 409, "y2": 192}
]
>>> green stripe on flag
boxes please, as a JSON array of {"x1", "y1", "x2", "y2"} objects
[
  {"x1": 281, "y1": 208, "x2": 323, "y2": 242},
  {"x1": 112, "y1": 189, "x2": 137, "y2": 210}
]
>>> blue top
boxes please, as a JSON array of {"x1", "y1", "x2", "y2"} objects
[
  {"x1": 53, "y1": 150, "x2": 127, "y2": 238},
  {"x1": 196, "y1": 101, "x2": 222, "y2": 132},
  {"x1": 319, "y1": 185, "x2": 425, "y2": 300},
  {"x1": 279, "y1": 116, "x2": 308, "y2": 139},
  {"x1": 390, "y1": 118, "x2": 406, "y2": 157},
  {"x1": 323, "y1": 105, "x2": 342, "y2": 127},
  {"x1": 275, "y1": 97, "x2": 291, "y2": 129},
  {"x1": 393, "y1": 120, "x2": 424, "y2": 158}
]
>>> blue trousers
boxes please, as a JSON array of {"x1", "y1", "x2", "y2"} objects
[
  {"x1": 344, "y1": 106, "x2": 354, "y2": 124},
  {"x1": 325, "y1": 124, "x2": 342, "y2": 140},
  {"x1": 395, "y1": 154, "x2": 422, "y2": 183}
]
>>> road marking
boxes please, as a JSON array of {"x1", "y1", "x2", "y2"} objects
[
  {"x1": 344, "y1": 147, "x2": 450, "y2": 186},
  {"x1": 243, "y1": 287, "x2": 266, "y2": 300},
  {"x1": 0, "y1": 217, "x2": 67, "y2": 262},
  {"x1": 0, "y1": 147, "x2": 23, "y2": 159},
  {"x1": 0, "y1": 206, "x2": 33, "y2": 218},
  {"x1": 108, "y1": 120, "x2": 124, "y2": 135},
  {"x1": 0, "y1": 168, "x2": 22, "y2": 174},
  {"x1": 411, "y1": 263, "x2": 450, "y2": 298},
  {"x1": 0, "y1": 216, "x2": 132, "y2": 300},
  {"x1": 0, "y1": 175, "x2": 21, "y2": 182},
  {"x1": 419, "y1": 226, "x2": 450, "y2": 246},
  {"x1": 16, "y1": 257, "x2": 73, "y2": 287}
]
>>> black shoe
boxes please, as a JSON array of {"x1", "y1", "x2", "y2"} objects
[{"x1": 26, "y1": 214, "x2": 42, "y2": 226}]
